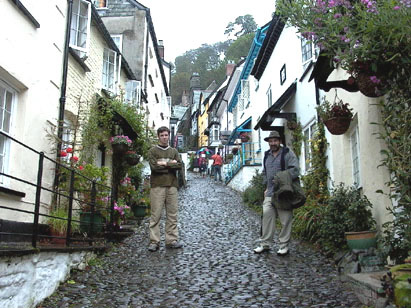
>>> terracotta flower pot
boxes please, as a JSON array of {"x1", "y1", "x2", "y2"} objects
[{"x1": 345, "y1": 230, "x2": 377, "y2": 250}]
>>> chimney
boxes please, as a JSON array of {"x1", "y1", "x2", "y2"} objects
[
  {"x1": 158, "y1": 40, "x2": 164, "y2": 59},
  {"x1": 190, "y1": 72, "x2": 201, "y2": 90},
  {"x1": 226, "y1": 60, "x2": 235, "y2": 77}
]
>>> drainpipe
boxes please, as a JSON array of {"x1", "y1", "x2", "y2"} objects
[{"x1": 54, "y1": 0, "x2": 73, "y2": 193}]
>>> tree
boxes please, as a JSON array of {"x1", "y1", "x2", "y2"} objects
[
  {"x1": 224, "y1": 14, "x2": 257, "y2": 38},
  {"x1": 225, "y1": 33, "x2": 254, "y2": 62}
]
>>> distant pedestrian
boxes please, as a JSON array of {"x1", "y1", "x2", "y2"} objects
[
  {"x1": 211, "y1": 151, "x2": 223, "y2": 181},
  {"x1": 198, "y1": 154, "x2": 207, "y2": 178},
  {"x1": 254, "y1": 131, "x2": 300, "y2": 256},
  {"x1": 147, "y1": 126, "x2": 183, "y2": 252}
]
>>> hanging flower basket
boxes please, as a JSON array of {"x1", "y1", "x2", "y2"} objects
[
  {"x1": 239, "y1": 133, "x2": 250, "y2": 143},
  {"x1": 355, "y1": 72, "x2": 386, "y2": 98},
  {"x1": 112, "y1": 143, "x2": 129, "y2": 154},
  {"x1": 125, "y1": 151, "x2": 140, "y2": 165},
  {"x1": 324, "y1": 117, "x2": 352, "y2": 135}
]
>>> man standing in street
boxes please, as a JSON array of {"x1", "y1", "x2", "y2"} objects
[
  {"x1": 211, "y1": 151, "x2": 223, "y2": 181},
  {"x1": 254, "y1": 131, "x2": 300, "y2": 256},
  {"x1": 147, "y1": 126, "x2": 183, "y2": 252}
]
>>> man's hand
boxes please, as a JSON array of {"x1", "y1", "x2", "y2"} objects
[
  {"x1": 169, "y1": 160, "x2": 177, "y2": 164},
  {"x1": 157, "y1": 160, "x2": 167, "y2": 166},
  {"x1": 264, "y1": 189, "x2": 268, "y2": 197}
]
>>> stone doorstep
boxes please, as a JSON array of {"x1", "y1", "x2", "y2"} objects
[{"x1": 346, "y1": 271, "x2": 386, "y2": 306}]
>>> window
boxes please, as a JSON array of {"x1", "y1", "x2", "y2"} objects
[
  {"x1": 211, "y1": 124, "x2": 220, "y2": 143},
  {"x1": 111, "y1": 35, "x2": 122, "y2": 52},
  {"x1": 125, "y1": 80, "x2": 141, "y2": 106},
  {"x1": 92, "y1": 0, "x2": 107, "y2": 8},
  {"x1": 350, "y1": 127, "x2": 361, "y2": 187},
  {"x1": 0, "y1": 80, "x2": 15, "y2": 183},
  {"x1": 70, "y1": 0, "x2": 91, "y2": 57},
  {"x1": 280, "y1": 64, "x2": 286, "y2": 85},
  {"x1": 61, "y1": 119, "x2": 73, "y2": 163},
  {"x1": 267, "y1": 85, "x2": 272, "y2": 107},
  {"x1": 102, "y1": 48, "x2": 117, "y2": 92},
  {"x1": 240, "y1": 80, "x2": 250, "y2": 111},
  {"x1": 303, "y1": 121, "x2": 317, "y2": 172},
  {"x1": 301, "y1": 38, "x2": 313, "y2": 70}
]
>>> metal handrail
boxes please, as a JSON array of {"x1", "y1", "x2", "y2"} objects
[
  {"x1": 0, "y1": 131, "x2": 114, "y2": 248},
  {"x1": 224, "y1": 142, "x2": 262, "y2": 183}
]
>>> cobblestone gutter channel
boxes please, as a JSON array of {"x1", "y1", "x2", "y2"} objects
[{"x1": 38, "y1": 173, "x2": 364, "y2": 307}]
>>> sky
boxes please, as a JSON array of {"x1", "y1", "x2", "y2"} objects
[{"x1": 139, "y1": 0, "x2": 276, "y2": 63}]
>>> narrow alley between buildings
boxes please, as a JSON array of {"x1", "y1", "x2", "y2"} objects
[{"x1": 39, "y1": 172, "x2": 363, "y2": 308}]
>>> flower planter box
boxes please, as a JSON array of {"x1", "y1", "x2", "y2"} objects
[
  {"x1": 80, "y1": 212, "x2": 105, "y2": 234},
  {"x1": 131, "y1": 204, "x2": 147, "y2": 218},
  {"x1": 324, "y1": 117, "x2": 351, "y2": 135},
  {"x1": 345, "y1": 230, "x2": 377, "y2": 250}
]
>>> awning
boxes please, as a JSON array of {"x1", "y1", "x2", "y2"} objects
[
  {"x1": 227, "y1": 117, "x2": 252, "y2": 145},
  {"x1": 254, "y1": 81, "x2": 297, "y2": 131}
]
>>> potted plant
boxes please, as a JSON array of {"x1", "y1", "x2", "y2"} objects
[
  {"x1": 110, "y1": 135, "x2": 132, "y2": 154},
  {"x1": 46, "y1": 207, "x2": 80, "y2": 245},
  {"x1": 317, "y1": 96, "x2": 353, "y2": 135},
  {"x1": 319, "y1": 183, "x2": 377, "y2": 252}
]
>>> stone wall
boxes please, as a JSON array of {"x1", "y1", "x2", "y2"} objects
[{"x1": 0, "y1": 251, "x2": 96, "y2": 308}]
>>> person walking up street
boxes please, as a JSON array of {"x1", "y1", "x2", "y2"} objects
[
  {"x1": 254, "y1": 131, "x2": 300, "y2": 256},
  {"x1": 211, "y1": 151, "x2": 223, "y2": 181},
  {"x1": 147, "y1": 126, "x2": 183, "y2": 252},
  {"x1": 198, "y1": 154, "x2": 207, "y2": 178}
]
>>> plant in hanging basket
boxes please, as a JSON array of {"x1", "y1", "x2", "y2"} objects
[
  {"x1": 350, "y1": 61, "x2": 388, "y2": 98},
  {"x1": 110, "y1": 135, "x2": 132, "y2": 153},
  {"x1": 317, "y1": 96, "x2": 353, "y2": 135},
  {"x1": 124, "y1": 151, "x2": 140, "y2": 165}
]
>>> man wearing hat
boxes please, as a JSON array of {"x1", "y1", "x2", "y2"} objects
[{"x1": 254, "y1": 130, "x2": 300, "y2": 255}]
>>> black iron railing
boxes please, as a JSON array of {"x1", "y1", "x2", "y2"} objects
[{"x1": 0, "y1": 131, "x2": 114, "y2": 248}]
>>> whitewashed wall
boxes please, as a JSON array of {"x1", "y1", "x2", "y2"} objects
[
  {"x1": 324, "y1": 68, "x2": 392, "y2": 228},
  {"x1": 0, "y1": 0, "x2": 67, "y2": 221},
  {"x1": 0, "y1": 251, "x2": 95, "y2": 308},
  {"x1": 227, "y1": 166, "x2": 261, "y2": 192}
]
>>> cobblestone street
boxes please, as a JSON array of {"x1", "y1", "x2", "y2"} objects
[{"x1": 39, "y1": 172, "x2": 363, "y2": 308}]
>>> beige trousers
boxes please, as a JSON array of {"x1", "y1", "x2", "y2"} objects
[
  {"x1": 149, "y1": 186, "x2": 178, "y2": 245},
  {"x1": 260, "y1": 196, "x2": 293, "y2": 249}
]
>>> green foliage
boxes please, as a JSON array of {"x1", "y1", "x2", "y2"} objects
[
  {"x1": 276, "y1": 0, "x2": 411, "y2": 85},
  {"x1": 242, "y1": 170, "x2": 265, "y2": 212},
  {"x1": 376, "y1": 75, "x2": 411, "y2": 264},
  {"x1": 316, "y1": 96, "x2": 353, "y2": 122},
  {"x1": 225, "y1": 33, "x2": 254, "y2": 62},
  {"x1": 317, "y1": 183, "x2": 376, "y2": 255},
  {"x1": 224, "y1": 14, "x2": 258, "y2": 38},
  {"x1": 289, "y1": 121, "x2": 303, "y2": 158},
  {"x1": 47, "y1": 207, "x2": 80, "y2": 234}
]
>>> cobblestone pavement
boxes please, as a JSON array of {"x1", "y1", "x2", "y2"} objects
[{"x1": 39, "y1": 172, "x2": 363, "y2": 308}]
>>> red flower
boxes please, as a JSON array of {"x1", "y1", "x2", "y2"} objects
[
  {"x1": 66, "y1": 147, "x2": 73, "y2": 153},
  {"x1": 60, "y1": 151, "x2": 67, "y2": 157},
  {"x1": 79, "y1": 165, "x2": 84, "y2": 171},
  {"x1": 70, "y1": 156, "x2": 79, "y2": 162}
]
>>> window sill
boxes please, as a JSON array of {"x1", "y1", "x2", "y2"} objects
[
  {"x1": 0, "y1": 186, "x2": 26, "y2": 198},
  {"x1": 69, "y1": 48, "x2": 91, "y2": 72}
]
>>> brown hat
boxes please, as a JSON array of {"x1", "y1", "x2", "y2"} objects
[{"x1": 264, "y1": 131, "x2": 281, "y2": 141}]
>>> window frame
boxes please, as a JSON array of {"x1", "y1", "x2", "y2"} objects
[
  {"x1": 102, "y1": 47, "x2": 117, "y2": 92},
  {"x1": 303, "y1": 120, "x2": 317, "y2": 172},
  {"x1": 70, "y1": 0, "x2": 91, "y2": 55},
  {"x1": 0, "y1": 80, "x2": 17, "y2": 185},
  {"x1": 92, "y1": 0, "x2": 108, "y2": 9},
  {"x1": 301, "y1": 37, "x2": 314, "y2": 70},
  {"x1": 350, "y1": 126, "x2": 361, "y2": 187},
  {"x1": 111, "y1": 34, "x2": 123, "y2": 53}
]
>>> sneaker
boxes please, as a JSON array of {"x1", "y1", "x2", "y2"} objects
[
  {"x1": 166, "y1": 241, "x2": 183, "y2": 249},
  {"x1": 148, "y1": 243, "x2": 159, "y2": 252},
  {"x1": 254, "y1": 245, "x2": 270, "y2": 254},
  {"x1": 276, "y1": 247, "x2": 289, "y2": 256}
]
